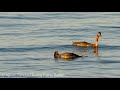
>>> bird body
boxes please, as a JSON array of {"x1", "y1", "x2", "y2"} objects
[
  {"x1": 54, "y1": 51, "x2": 81, "y2": 59},
  {"x1": 72, "y1": 41, "x2": 94, "y2": 47}
]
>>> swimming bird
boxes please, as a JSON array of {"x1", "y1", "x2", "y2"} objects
[
  {"x1": 54, "y1": 51, "x2": 82, "y2": 60},
  {"x1": 72, "y1": 32, "x2": 102, "y2": 47}
]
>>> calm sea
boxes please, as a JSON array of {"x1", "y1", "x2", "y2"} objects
[{"x1": 0, "y1": 12, "x2": 119, "y2": 78}]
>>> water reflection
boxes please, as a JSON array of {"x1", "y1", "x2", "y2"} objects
[
  {"x1": 73, "y1": 46, "x2": 99, "y2": 57},
  {"x1": 54, "y1": 58, "x2": 77, "y2": 61},
  {"x1": 93, "y1": 47, "x2": 99, "y2": 57}
]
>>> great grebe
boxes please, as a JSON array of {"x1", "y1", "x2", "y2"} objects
[
  {"x1": 54, "y1": 51, "x2": 82, "y2": 59},
  {"x1": 72, "y1": 32, "x2": 102, "y2": 47}
]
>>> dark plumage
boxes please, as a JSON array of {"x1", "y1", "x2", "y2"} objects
[{"x1": 54, "y1": 51, "x2": 82, "y2": 59}]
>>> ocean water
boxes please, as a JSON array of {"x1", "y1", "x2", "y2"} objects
[{"x1": 0, "y1": 12, "x2": 119, "y2": 78}]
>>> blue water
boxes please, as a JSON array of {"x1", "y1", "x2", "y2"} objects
[{"x1": 0, "y1": 12, "x2": 119, "y2": 78}]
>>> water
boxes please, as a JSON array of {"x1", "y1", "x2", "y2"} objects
[{"x1": 0, "y1": 12, "x2": 119, "y2": 78}]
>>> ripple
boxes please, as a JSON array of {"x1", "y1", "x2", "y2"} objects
[
  {"x1": 0, "y1": 46, "x2": 52, "y2": 52},
  {"x1": 99, "y1": 26, "x2": 120, "y2": 28},
  {"x1": 0, "y1": 44, "x2": 75, "y2": 52},
  {"x1": 99, "y1": 45, "x2": 120, "y2": 50},
  {"x1": 99, "y1": 60, "x2": 120, "y2": 64},
  {"x1": 0, "y1": 16, "x2": 46, "y2": 20},
  {"x1": 0, "y1": 24, "x2": 33, "y2": 27}
]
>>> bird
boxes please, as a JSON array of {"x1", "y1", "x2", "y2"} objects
[
  {"x1": 72, "y1": 32, "x2": 102, "y2": 47},
  {"x1": 54, "y1": 51, "x2": 82, "y2": 60}
]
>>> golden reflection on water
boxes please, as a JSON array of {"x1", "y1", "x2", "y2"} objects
[{"x1": 93, "y1": 47, "x2": 99, "y2": 57}]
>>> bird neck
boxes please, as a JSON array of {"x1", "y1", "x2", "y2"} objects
[{"x1": 94, "y1": 35, "x2": 99, "y2": 47}]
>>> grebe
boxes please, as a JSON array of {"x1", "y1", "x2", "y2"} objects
[
  {"x1": 72, "y1": 32, "x2": 102, "y2": 47},
  {"x1": 54, "y1": 51, "x2": 82, "y2": 59}
]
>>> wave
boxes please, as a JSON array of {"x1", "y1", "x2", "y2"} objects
[
  {"x1": 99, "y1": 60, "x2": 120, "y2": 64},
  {"x1": 99, "y1": 45, "x2": 120, "y2": 50},
  {"x1": 0, "y1": 24, "x2": 33, "y2": 28},
  {"x1": 0, "y1": 44, "x2": 119, "y2": 52},
  {"x1": 0, "y1": 16, "x2": 43, "y2": 20},
  {"x1": 0, "y1": 47, "x2": 50, "y2": 52},
  {"x1": 99, "y1": 26, "x2": 120, "y2": 28},
  {"x1": 0, "y1": 45, "x2": 73, "y2": 52}
]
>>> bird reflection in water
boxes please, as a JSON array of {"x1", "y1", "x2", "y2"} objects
[
  {"x1": 93, "y1": 46, "x2": 99, "y2": 57},
  {"x1": 73, "y1": 46, "x2": 99, "y2": 57}
]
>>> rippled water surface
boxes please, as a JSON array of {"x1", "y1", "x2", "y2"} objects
[{"x1": 0, "y1": 12, "x2": 119, "y2": 78}]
